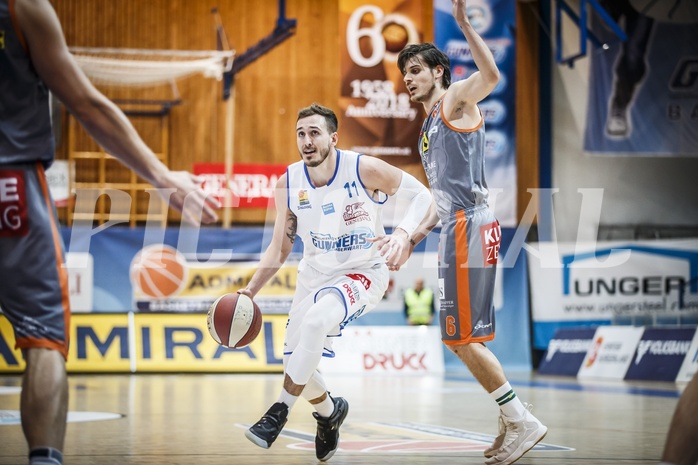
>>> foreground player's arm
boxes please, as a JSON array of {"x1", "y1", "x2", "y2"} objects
[
  {"x1": 240, "y1": 176, "x2": 295, "y2": 299},
  {"x1": 443, "y1": 0, "x2": 499, "y2": 122},
  {"x1": 361, "y1": 156, "x2": 431, "y2": 266},
  {"x1": 16, "y1": 0, "x2": 218, "y2": 224}
]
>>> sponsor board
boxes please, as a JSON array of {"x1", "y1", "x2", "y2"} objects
[
  {"x1": 578, "y1": 326, "x2": 645, "y2": 380},
  {"x1": 45, "y1": 159, "x2": 70, "y2": 207},
  {"x1": 538, "y1": 327, "x2": 597, "y2": 376},
  {"x1": 193, "y1": 163, "x2": 286, "y2": 208},
  {"x1": 65, "y1": 252, "x2": 94, "y2": 312},
  {"x1": 528, "y1": 239, "x2": 698, "y2": 349},
  {"x1": 318, "y1": 326, "x2": 444, "y2": 375},
  {"x1": 130, "y1": 244, "x2": 297, "y2": 313},
  {"x1": 625, "y1": 327, "x2": 696, "y2": 382},
  {"x1": 0, "y1": 314, "x2": 286, "y2": 373},
  {"x1": 676, "y1": 329, "x2": 698, "y2": 382}
]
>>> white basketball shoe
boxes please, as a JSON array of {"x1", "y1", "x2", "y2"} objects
[
  {"x1": 483, "y1": 403, "x2": 533, "y2": 458},
  {"x1": 484, "y1": 408, "x2": 547, "y2": 465}
]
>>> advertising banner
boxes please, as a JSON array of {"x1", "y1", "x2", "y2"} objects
[
  {"x1": 65, "y1": 252, "x2": 94, "y2": 313},
  {"x1": 538, "y1": 327, "x2": 596, "y2": 377},
  {"x1": 676, "y1": 329, "x2": 698, "y2": 382},
  {"x1": 434, "y1": 0, "x2": 517, "y2": 226},
  {"x1": 193, "y1": 163, "x2": 286, "y2": 208},
  {"x1": 45, "y1": 159, "x2": 70, "y2": 207},
  {"x1": 577, "y1": 326, "x2": 645, "y2": 380},
  {"x1": 339, "y1": 0, "x2": 423, "y2": 161},
  {"x1": 130, "y1": 244, "x2": 297, "y2": 314},
  {"x1": 584, "y1": 1, "x2": 698, "y2": 155},
  {"x1": 527, "y1": 239, "x2": 698, "y2": 349},
  {"x1": 319, "y1": 326, "x2": 444, "y2": 375},
  {"x1": 0, "y1": 313, "x2": 286, "y2": 373},
  {"x1": 625, "y1": 327, "x2": 696, "y2": 382}
]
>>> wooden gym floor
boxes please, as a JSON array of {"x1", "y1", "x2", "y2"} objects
[{"x1": 0, "y1": 371, "x2": 682, "y2": 464}]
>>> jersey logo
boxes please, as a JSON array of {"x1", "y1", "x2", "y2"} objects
[
  {"x1": 298, "y1": 189, "x2": 311, "y2": 209},
  {"x1": 343, "y1": 202, "x2": 369, "y2": 225},
  {"x1": 309, "y1": 227, "x2": 375, "y2": 253},
  {"x1": 0, "y1": 30, "x2": 5, "y2": 50},
  {"x1": 0, "y1": 171, "x2": 29, "y2": 237},
  {"x1": 480, "y1": 221, "x2": 501, "y2": 266},
  {"x1": 322, "y1": 203, "x2": 335, "y2": 215},
  {"x1": 421, "y1": 132, "x2": 429, "y2": 154},
  {"x1": 346, "y1": 273, "x2": 371, "y2": 290}
]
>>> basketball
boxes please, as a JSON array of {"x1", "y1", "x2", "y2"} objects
[
  {"x1": 130, "y1": 245, "x2": 188, "y2": 298},
  {"x1": 382, "y1": 23, "x2": 408, "y2": 53},
  {"x1": 207, "y1": 293, "x2": 263, "y2": 348}
]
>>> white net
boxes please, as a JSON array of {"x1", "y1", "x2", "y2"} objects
[{"x1": 69, "y1": 47, "x2": 235, "y2": 87}]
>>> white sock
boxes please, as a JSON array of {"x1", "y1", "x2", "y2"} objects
[
  {"x1": 491, "y1": 382, "x2": 526, "y2": 419},
  {"x1": 314, "y1": 395, "x2": 336, "y2": 418}
]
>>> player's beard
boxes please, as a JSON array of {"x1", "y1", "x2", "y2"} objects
[
  {"x1": 303, "y1": 141, "x2": 332, "y2": 168},
  {"x1": 412, "y1": 82, "x2": 436, "y2": 103}
]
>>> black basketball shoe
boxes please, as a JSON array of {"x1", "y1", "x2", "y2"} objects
[
  {"x1": 245, "y1": 402, "x2": 289, "y2": 449},
  {"x1": 312, "y1": 396, "x2": 349, "y2": 461}
]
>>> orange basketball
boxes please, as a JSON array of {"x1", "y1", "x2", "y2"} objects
[
  {"x1": 130, "y1": 245, "x2": 188, "y2": 298},
  {"x1": 207, "y1": 293, "x2": 262, "y2": 348}
]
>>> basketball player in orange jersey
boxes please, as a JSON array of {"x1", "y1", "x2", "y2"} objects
[
  {"x1": 0, "y1": 1, "x2": 219, "y2": 464},
  {"x1": 239, "y1": 103, "x2": 432, "y2": 461},
  {"x1": 377, "y1": 1, "x2": 548, "y2": 464}
]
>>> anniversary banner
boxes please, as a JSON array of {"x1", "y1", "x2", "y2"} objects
[{"x1": 339, "y1": 0, "x2": 423, "y2": 163}]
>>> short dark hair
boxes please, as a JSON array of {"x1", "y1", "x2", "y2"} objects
[
  {"x1": 397, "y1": 43, "x2": 451, "y2": 89},
  {"x1": 297, "y1": 103, "x2": 338, "y2": 134}
]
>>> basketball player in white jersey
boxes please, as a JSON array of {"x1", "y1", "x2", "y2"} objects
[
  {"x1": 379, "y1": 1, "x2": 548, "y2": 464},
  {"x1": 239, "y1": 103, "x2": 431, "y2": 461}
]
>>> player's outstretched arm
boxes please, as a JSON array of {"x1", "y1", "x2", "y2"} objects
[
  {"x1": 16, "y1": 0, "x2": 219, "y2": 224},
  {"x1": 239, "y1": 175, "x2": 295, "y2": 299},
  {"x1": 445, "y1": 0, "x2": 499, "y2": 114}
]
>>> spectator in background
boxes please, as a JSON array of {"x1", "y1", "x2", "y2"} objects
[{"x1": 404, "y1": 277, "x2": 435, "y2": 325}]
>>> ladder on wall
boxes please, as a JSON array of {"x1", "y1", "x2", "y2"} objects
[{"x1": 67, "y1": 101, "x2": 178, "y2": 227}]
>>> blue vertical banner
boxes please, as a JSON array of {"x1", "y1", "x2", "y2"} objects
[
  {"x1": 434, "y1": 0, "x2": 517, "y2": 227},
  {"x1": 584, "y1": 1, "x2": 698, "y2": 155}
]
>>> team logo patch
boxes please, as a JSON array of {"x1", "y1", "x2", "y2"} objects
[
  {"x1": 0, "y1": 30, "x2": 5, "y2": 49},
  {"x1": 480, "y1": 221, "x2": 501, "y2": 266},
  {"x1": 322, "y1": 203, "x2": 335, "y2": 215},
  {"x1": 0, "y1": 170, "x2": 29, "y2": 237},
  {"x1": 343, "y1": 202, "x2": 369, "y2": 225},
  {"x1": 421, "y1": 132, "x2": 429, "y2": 154},
  {"x1": 298, "y1": 189, "x2": 311, "y2": 209}
]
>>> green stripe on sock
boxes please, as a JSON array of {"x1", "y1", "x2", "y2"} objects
[{"x1": 496, "y1": 390, "x2": 517, "y2": 406}]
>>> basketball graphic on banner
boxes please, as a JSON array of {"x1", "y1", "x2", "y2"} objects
[{"x1": 130, "y1": 245, "x2": 188, "y2": 298}]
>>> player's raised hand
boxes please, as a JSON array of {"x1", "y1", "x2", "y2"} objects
[{"x1": 452, "y1": 0, "x2": 469, "y2": 24}]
